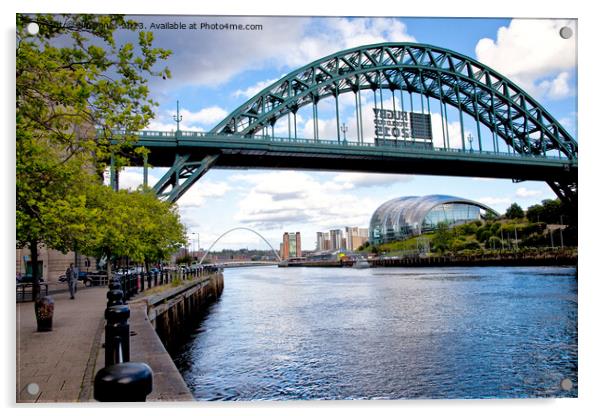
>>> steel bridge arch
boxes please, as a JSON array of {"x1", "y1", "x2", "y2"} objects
[
  {"x1": 211, "y1": 42, "x2": 577, "y2": 160},
  {"x1": 198, "y1": 227, "x2": 282, "y2": 264}
]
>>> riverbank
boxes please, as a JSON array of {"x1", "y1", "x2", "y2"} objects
[{"x1": 283, "y1": 250, "x2": 577, "y2": 268}]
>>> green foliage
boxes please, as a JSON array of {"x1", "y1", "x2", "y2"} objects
[
  {"x1": 457, "y1": 222, "x2": 479, "y2": 236},
  {"x1": 81, "y1": 185, "x2": 186, "y2": 267},
  {"x1": 176, "y1": 254, "x2": 193, "y2": 265},
  {"x1": 16, "y1": 14, "x2": 172, "y2": 288},
  {"x1": 505, "y1": 203, "x2": 525, "y2": 219},
  {"x1": 371, "y1": 196, "x2": 576, "y2": 258},
  {"x1": 476, "y1": 227, "x2": 492, "y2": 243},
  {"x1": 487, "y1": 236, "x2": 502, "y2": 249},
  {"x1": 431, "y1": 223, "x2": 453, "y2": 253},
  {"x1": 452, "y1": 239, "x2": 482, "y2": 254},
  {"x1": 17, "y1": 14, "x2": 171, "y2": 173},
  {"x1": 526, "y1": 199, "x2": 570, "y2": 224},
  {"x1": 483, "y1": 211, "x2": 497, "y2": 221},
  {"x1": 375, "y1": 234, "x2": 434, "y2": 254}
]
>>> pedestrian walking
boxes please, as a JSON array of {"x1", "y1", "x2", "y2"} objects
[{"x1": 67, "y1": 263, "x2": 77, "y2": 299}]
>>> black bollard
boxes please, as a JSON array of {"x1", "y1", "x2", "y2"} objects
[
  {"x1": 104, "y1": 304, "x2": 131, "y2": 366},
  {"x1": 109, "y1": 280, "x2": 121, "y2": 291},
  {"x1": 153, "y1": 271, "x2": 158, "y2": 287},
  {"x1": 106, "y1": 289, "x2": 124, "y2": 307},
  {"x1": 122, "y1": 274, "x2": 129, "y2": 300},
  {"x1": 94, "y1": 362, "x2": 153, "y2": 402}
]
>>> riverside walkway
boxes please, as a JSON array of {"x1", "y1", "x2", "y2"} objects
[{"x1": 16, "y1": 283, "x2": 192, "y2": 403}]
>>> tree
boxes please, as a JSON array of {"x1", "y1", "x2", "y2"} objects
[
  {"x1": 80, "y1": 185, "x2": 186, "y2": 281},
  {"x1": 431, "y1": 222, "x2": 453, "y2": 253},
  {"x1": 16, "y1": 14, "x2": 171, "y2": 299},
  {"x1": 505, "y1": 203, "x2": 525, "y2": 219},
  {"x1": 526, "y1": 198, "x2": 571, "y2": 224},
  {"x1": 483, "y1": 211, "x2": 497, "y2": 221}
]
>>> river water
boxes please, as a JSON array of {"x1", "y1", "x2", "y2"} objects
[{"x1": 172, "y1": 266, "x2": 577, "y2": 400}]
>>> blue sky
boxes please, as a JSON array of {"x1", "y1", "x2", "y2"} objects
[{"x1": 111, "y1": 16, "x2": 577, "y2": 252}]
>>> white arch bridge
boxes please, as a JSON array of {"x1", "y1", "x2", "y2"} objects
[{"x1": 198, "y1": 227, "x2": 282, "y2": 265}]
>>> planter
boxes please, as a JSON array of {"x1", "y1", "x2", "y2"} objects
[{"x1": 35, "y1": 296, "x2": 54, "y2": 332}]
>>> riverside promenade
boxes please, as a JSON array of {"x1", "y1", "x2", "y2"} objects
[{"x1": 16, "y1": 283, "x2": 193, "y2": 403}]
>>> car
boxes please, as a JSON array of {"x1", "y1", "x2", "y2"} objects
[{"x1": 17, "y1": 274, "x2": 44, "y2": 284}]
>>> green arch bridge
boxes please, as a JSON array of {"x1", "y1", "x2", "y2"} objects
[{"x1": 109, "y1": 42, "x2": 577, "y2": 207}]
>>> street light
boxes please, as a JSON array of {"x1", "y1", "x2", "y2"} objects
[
  {"x1": 340, "y1": 123, "x2": 348, "y2": 143},
  {"x1": 173, "y1": 100, "x2": 182, "y2": 134},
  {"x1": 191, "y1": 232, "x2": 201, "y2": 261},
  {"x1": 467, "y1": 133, "x2": 474, "y2": 152}
]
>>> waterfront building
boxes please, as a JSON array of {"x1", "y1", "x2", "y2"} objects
[
  {"x1": 345, "y1": 227, "x2": 369, "y2": 251},
  {"x1": 329, "y1": 229, "x2": 343, "y2": 251},
  {"x1": 369, "y1": 195, "x2": 498, "y2": 245},
  {"x1": 316, "y1": 232, "x2": 329, "y2": 251},
  {"x1": 16, "y1": 247, "x2": 95, "y2": 283},
  {"x1": 282, "y1": 232, "x2": 302, "y2": 259}
]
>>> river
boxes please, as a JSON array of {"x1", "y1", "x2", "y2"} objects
[{"x1": 172, "y1": 266, "x2": 577, "y2": 400}]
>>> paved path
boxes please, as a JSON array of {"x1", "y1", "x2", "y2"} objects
[
  {"x1": 16, "y1": 286, "x2": 106, "y2": 403},
  {"x1": 16, "y1": 282, "x2": 195, "y2": 403}
]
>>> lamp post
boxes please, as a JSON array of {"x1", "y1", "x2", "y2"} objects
[
  {"x1": 191, "y1": 232, "x2": 201, "y2": 261},
  {"x1": 173, "y1": 100, "x2": 182, "y2": 137},
  {"x1": 189, "y1": 237, "x2": 195, "y2": 260},
  {"x1": 340, "y1": 123, "x2": 348, "y2": 143},
  {"x1": 467, "y1": 133, "x2": 474, "y2": 152}
]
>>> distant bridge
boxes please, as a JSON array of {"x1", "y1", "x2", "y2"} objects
[
  {"x1": 111, "y1": 42, "x2": 577, "y2": 206},
  {"x1": 198, "y1": 227, "x2": 282, "y2": 264}
]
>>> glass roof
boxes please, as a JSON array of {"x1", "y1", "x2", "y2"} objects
[{"x1": 369, "y1": 194, "x2": 499, "y2": 243}]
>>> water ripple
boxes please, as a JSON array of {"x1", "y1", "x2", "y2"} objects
[{"x1": 172, "y1": 266, "x2": 577, "y2": 400}]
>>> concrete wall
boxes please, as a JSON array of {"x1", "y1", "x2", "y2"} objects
[{"x1": 145, "y1": 273, "x2": 224, "y2": 354}]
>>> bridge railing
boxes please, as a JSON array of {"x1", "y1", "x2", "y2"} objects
[{"x1": 109, "y1": 129, "x2": 573, "y2": 162}]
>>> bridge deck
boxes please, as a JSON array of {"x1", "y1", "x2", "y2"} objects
[{"x1": 125, "y1": 131, "x2": 576, "y2": 182}]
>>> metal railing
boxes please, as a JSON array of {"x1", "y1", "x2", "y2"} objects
[
  {"x1": 108, "y1": 128, "x2": 574, "y2": 162},
  {"x1": 114, "y1": 266, "x2": 221, "y2": 301}
]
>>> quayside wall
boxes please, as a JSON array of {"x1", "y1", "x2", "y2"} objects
[{"x1": 145, "y1": 272, "x2": 224, "y2": 353}]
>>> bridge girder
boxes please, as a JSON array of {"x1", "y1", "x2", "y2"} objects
[
  {"x1": 135, "y1": 42, "x2": 577, "y2": 204},
  {"x1": 152, "y1": 153, "x2": 218, "y2": 202},
  {"x1": 211, "y1": 43, "x2": 577, "y2": 161}
]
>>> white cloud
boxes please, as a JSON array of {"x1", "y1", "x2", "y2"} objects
[
  {"x1": 475, "y1": 19, "x2": 576, "y2": 100},
  {"x1": 181, "y1": 107, "x2": 229, "y2": 125},
  {"x1": 229, "y1": 171, "x2": 380, "y2": 230},
  {"x1": 111, "y1": 168, "x2": 164, "y2": 191},
  {"x1": 333, "y1": 172, "x2": 413, "y2": 188},
  {"x1": 536, "y1": 71, "x2": 571, "y2": 100},
  {"x1": 515, "y1": 187, "x2": 543, "y2": 198},
  {"x1": 177, "y1": 180, "x2": 231, "y2": 209},
  {"x1": 477, "y1": 197, "x2": 512, "y2": 208},
  {"x1": 115, "y1": 169, "x2": 145, "y2": 191},
  {"x1": 146, "y1": 105, "x2": 229, "y2": 131},
  {"x1": 233, "y1": 77, "x2": 281, "y2": 99},
  {"x1": 287, "y1": 17, "x2": 416, "y2": 67},
  {"x1": 133, "y1": 16, "x2": 415, "y2": 89}
]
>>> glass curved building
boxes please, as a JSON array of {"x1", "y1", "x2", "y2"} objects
[{"x1": 369, "y1": 195, "x2": 498, "y2": 244}]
